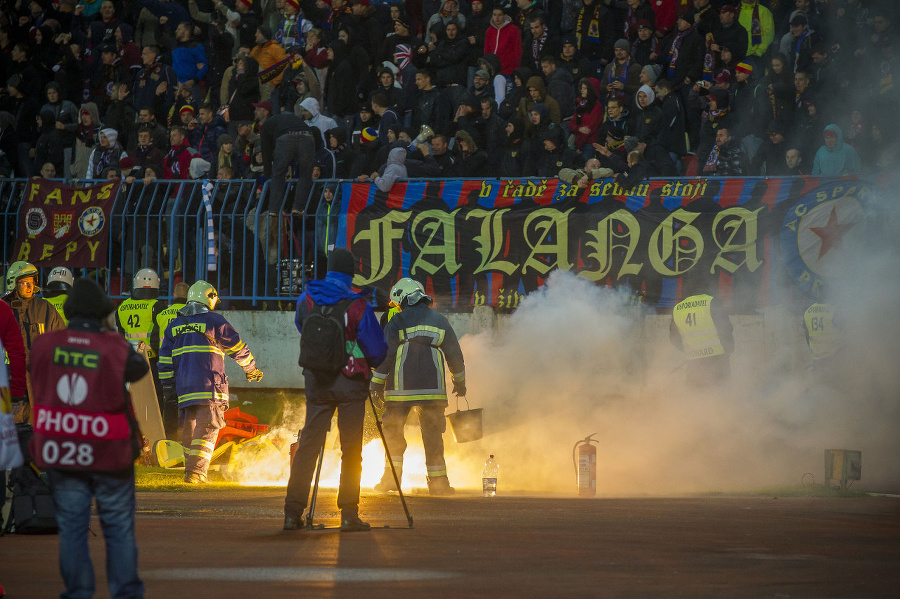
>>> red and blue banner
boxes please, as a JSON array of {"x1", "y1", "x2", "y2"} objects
[{"x1": 337, "y1": 177, "x2": 873, "y2": 308}]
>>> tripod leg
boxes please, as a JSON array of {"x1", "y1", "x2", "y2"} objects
[
  {"x1": 368, "y1": 392, "x2": 413, "y2": 528},
  {"x1": 306, "y1": 445, "x2": 325, "y2": 529}
]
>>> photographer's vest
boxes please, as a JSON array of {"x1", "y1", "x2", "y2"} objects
[
  {"x1": 45, "y1": 294, "x2": 68, "y2": 326},
  {"x1": 156, "y1": 301, "x2": 186, "y2": 339},
  {"x1": 804, "y1": 303, "x2": 837, "y2": 361},
  {"x1": 117, "y1": 298, "x2": 157, "y2": 357},
  {"x1": 30, "y1": 329, "x2": 136, "y2": 472},
  {"x1": 673, "y1": 294, "x2": 725, "y2": 360}
]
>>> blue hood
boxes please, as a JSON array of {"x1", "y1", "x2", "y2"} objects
[{"x1": 304, "y1": 271, "x2": 365, "y2": 306}]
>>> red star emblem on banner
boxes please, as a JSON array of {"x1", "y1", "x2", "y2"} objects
[{"x1": 809, "y1": 206, "x2": 855, "y2": 260}]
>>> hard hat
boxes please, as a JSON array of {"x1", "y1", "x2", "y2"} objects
[
  {"x1": 133, "y1": 268, "x2": 160, "y2": 290},
  {"x1": 46, "y1": 266, "x2": 75, "y2": 292},
  {"x1": 5, "y1": 261, "x2": 39, "y2": 293},
  {"x1": 389, "y1": 277, "x2": 431, "y2": 308},
  {"x1": 187, "y1": 280, "x2": 218, "y2": 310}
]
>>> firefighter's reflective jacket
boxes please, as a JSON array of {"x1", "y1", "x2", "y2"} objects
[
  {"x1": 116, "y1": 298, "x2": 166, "y2": 358},
  {"x1": 371, "y1": 301, "x2": 465, "y2": 405},
  {"x1": 158, "y1": 307, "x2": 257, "y2": 408}
]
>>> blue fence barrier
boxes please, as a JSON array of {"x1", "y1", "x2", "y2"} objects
[{"x1": 1, "y1": 177, "x2": 335, "y2": 306}]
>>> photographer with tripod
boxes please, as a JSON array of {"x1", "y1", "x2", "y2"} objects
[{"x1": 283, "y1": 248, "x2": 387, "y2": 532}]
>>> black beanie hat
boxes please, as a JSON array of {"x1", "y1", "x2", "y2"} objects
[
  {"x1": 64, "y1": 278, "x2": 116, "y2": 321},
  {"x1": 327, "y1": 248, "x2": 356, "y2": 276}
]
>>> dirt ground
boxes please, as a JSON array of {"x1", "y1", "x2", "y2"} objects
[{"x1": 2, "y1": 488, "x2": 900, "y2": 598}]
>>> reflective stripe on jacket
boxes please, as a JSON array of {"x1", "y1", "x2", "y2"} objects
[
  {"x1": 158, "y1": 310, "x2": 256, "y2": 408},
  {"x1": 372, "y1": 302, "x2": 465, "y2": 404}
]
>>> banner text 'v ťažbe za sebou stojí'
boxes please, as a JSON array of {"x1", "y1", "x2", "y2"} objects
[{"x1": 337, "y1": 177, "x2": 872, "y2": 309}]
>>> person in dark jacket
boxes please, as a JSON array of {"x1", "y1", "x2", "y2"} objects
[
  {"x1": 557, "y1": 35, "x2": 595, "y2": 82},
  {"x1": 227, "y1": 55, "x2": 262, "y2": 123},
  {"x1": 31, "y1": 277, "x2": 148, "y2": 599},
  {"x1": 702, "y1": 125, "x2": 745, "y2": 175},
  {"x1": 536, "y1": 122, "x2": 580, "y2": 176},
  {"x1": 325, "y1": 39, "x2": 361, "y2": 119},
  {"x1": 34, "y1": 109, "x2": 66, "y2": 175},
  {"x1": 284, "y1": 249, "x2": 387, "y2": 531},
  {"x1": 499, "y1": 116, "x2": 531, "y2": 176},
  {"x1": 633, "y1": 84, "x2": 664, "y2": 147},
  {"x1": 454, "y1": 130, "x2": 490, "y2": 177},
  {"x1": 327, "y1": 127, "x2": 359, "y2": 179},
  {"x1": 574, "y1": 0, "x2": 616, "y2": 67},
  {"x1": 541, "y1": 55, "x2": 577, "y2": 120},
  {"x1": 371, "y1": 277, "x2": 464, "y2": 497},
  {"x1": 159, "y1": 281, "x2": 263, "y2": 484},
  {"x1": 411, "y1": 68, "x2": 452, "y2": 135},
  {"x1": 190, "y1": 104, "x2": 228, "y2": 163},
  {"x1": 655, "y1": 78, "x2": 687, "y2": 161},
  {"x1": 426, "y1": 20, "x2": 473, "y2": 89}
]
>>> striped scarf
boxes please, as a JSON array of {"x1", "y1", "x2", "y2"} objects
[
  {"x1": 667, "y1": 26, "x2": 693, "y2": 78},
  {"x1": 750, "y1": 2, "x2": 762, "y2": 46},
  {"x1": 201, "y1": 180, "x2": 217, "y2": 273}
]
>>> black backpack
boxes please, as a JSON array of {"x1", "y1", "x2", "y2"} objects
[
  {"x1": 298, "y1": 298, "x2": 354, "y2": 375},
  {"x1": 2, "y1": 424, "x2": 58, "y2": 535}
]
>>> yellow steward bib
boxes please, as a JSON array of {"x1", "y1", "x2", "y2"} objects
[
  {"x1": 673, "y1": 294, "x2": 725, "y2": 360},
  {"x1": 804, "y1": 303, "x2": 838, "y2": 360}
]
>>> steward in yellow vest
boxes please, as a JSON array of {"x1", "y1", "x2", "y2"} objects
[
  {"x1": 43, "y1": 266, "x2": 75, "y2": 326},
  {"x1": 116, "y1": 269, "x2": 166, "y2": 359},
  {"x1": 156, "y1": 281, "x2": 190, "y2": 339},
  {"x1": 803, "y1": 303, "x2": 839, "y2": 361},
  {"x1": 670, "y1": 294, "x2": 734, "y2": 385}
]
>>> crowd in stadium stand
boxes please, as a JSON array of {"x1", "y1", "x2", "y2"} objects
[{"x1": 0, "y1": 0, "x2": 896, "y2": 188}]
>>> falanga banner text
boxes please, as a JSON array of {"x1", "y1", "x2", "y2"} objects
[
  {"x1": 337, "y1": 177, "x2": 872, "y2": 309},
  {"x1": 14, "y1": 179, "x2": 119, "y2": 268}
]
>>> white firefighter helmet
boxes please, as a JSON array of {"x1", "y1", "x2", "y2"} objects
[
  {"x1": 133, "y1": 268, "x2": 160, "y2": 290},
  {"x1": 187, "y1": 280, "x2": 218, "y2": 310},
  {"x1": 5, "y1": 261, "x2": 39, "y2": 294},
  {"x1": 389, "y1": 277, "x2": 431, "y2": 308},
  {"x1": 46, "y1": 266, "x2": 75, "y2": 292}
]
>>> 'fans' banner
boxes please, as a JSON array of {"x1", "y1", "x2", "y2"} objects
[
  {"x1": 13, "y1": 179, "x2": 119, "y2": 268},
  {"x1": 338, "y1": 177, "x2": 874, "y2": 309}
]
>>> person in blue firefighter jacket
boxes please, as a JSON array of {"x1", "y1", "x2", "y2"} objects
[
  {"x1": 158, "y1": 281, "x2": 264, "y2": 483},
  {"x1": 283, "y1": 248, "x2": 387, "y2": 532},
  {"x1": 370, "y1": 277, "x2": 466, "y2": 496}
]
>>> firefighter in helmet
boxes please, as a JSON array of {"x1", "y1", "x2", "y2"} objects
[
  {"x1": 43, "y1": 266, "x2": 75, "y2": 325},
  {"x1": 670, "y1": 293, "x2": 734, "y2": 386},
  {"x1": 158, "y1": 281, "x2": 264, "y2": 483},
  {"x1": 370, "y1": 278, "x2": 466, "y2": 496},
  {"x1": 2, "y1": 261, "x2": 66, "y2": 422}
]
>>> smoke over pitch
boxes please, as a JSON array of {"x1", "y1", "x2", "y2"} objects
[{"x1": 447, "y1": 211, "x2": 900, "y2": 494}]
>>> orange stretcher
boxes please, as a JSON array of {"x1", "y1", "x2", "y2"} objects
[{"x1": 215, "y1": 407, "x2": 270, "y2": 446}]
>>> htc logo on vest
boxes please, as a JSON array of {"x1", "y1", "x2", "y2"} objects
[{"x1": 53, "y1": 346, "x2": 101, "y2": 369}]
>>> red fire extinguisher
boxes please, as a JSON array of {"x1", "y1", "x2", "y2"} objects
[{"x1": 573, "y1": 434, "x2": 599, "y2": 496}]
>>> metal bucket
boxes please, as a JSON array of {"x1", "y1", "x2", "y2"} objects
[{"x1": 447, "y1": 403, "x2": 483, "y2": 443}]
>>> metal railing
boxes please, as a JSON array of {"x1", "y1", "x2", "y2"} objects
[{"x1": 1, "y1": 177, "x2": 336, "y2": 306}]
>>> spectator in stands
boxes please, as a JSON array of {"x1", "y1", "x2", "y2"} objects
[
  {"x1": 35, "y1": 110, "x2": 65, "y2": 176},
  {"x1": 783, "y1": 148, "x2": 805, "y2": 176},
  {"x1": 423, "y1": 20, "x2": 473, "y2": 100},
  {"x1": 692, "y1": 0, "x2": 719, "y2": 35},
  {"x1": 541, "y1": 56, "x2": 577, "y2": 120},
  {"x1": 411, "y1": 68, "x2": 452, "y2": 136},
  {"x1": 226, "y1": 55, "x2": 262, "y2": 124},
  {"x1": 616, "y1": 149, "x2": 652, "y2": 188},
  {"x1": 191, "y1": 104, "x2": 227, "y2": 163},
  {"x1": 711, "y1": 5, "x2": 748, "y2": 65},
  {"x1": 602, "y1": 39, "x2": 643, "y2": 106},
  {"x1": 779, "y1": 12, "x2": 819, "y2": 74},
  {"x1": 702, "y1": 125, "x2": 745, "y2": 175},
  {"x1": 574, "y1": 0, "x2": 616, "y2": 69},
  {"x1": 325, "y1": 39, "x2": 361, "y2": 121},
  {"x1": 39, "y1": 162, "x2": 56, "y2": 179},
  {"x1": 299, "y1": 98, "x2": 338, "y2": 148},
  {"x1": 327, "y1": 127, "x2": 358, "y2": 180},
  {"x1": 133, "y1": 125, "x2": 167, "y2": 171},
  {"x1": 133, "y1": 107, "x2": 169, "y2": 152},
  {"x1": 632, "y1": 21, "x2": 661, "y2": 67},
  {"x1": 172, "y1": 21, "x2": 208, "y2": 85},
  {"x1": 499, "y1": 66, "x2": 532, "y2": 119},
  {"x1": 71, "y1": 103, "x2": 100, "y2": 179},
  {"x1": 522, "y1": 14, "x2": 558, "y2": 71},
  {"x1": 217, "y1": 134, "x2": 248, "y2": 179},
  {"x1": 536, "y1": 123, "x2": 580, "y2": 177},
  {"x1": 558, "y1": 157, "x2": 614, "y2": 188},
  {"x1": 164, "y1": 126, "x2": 194, "y2": 179},
  {"x1": 484, "y1": 5, "x2": 522, "y2": 77},
  {"x1": 751, "y1": 120, "x2": 791, "y2": 175},
  {"x1": 811, "y1": 125, "x2": 861, "y2": 176},
  {"x1": 557, "y1": 34, "x2": 594, "y2": 82},
  {"x1": 624, "y1": 0, "x2": 656, "y2": 42},
  {"x1": 364, "y1": 147, "x2": 407, "y2": 192},
  {"x1": 87, "y1": 128, "x2": 127, "y2": 180},
  {"x1": 372, "y1": 67, "x2": 406, "y2": 113},
  {"x1": 738, "y1": 0, "x2": 775, "y2": 66},
  {"x1": 499, "y1": 117, "x2": 530, "y2": 177},
  {"x1": 261, "y1": 98, "x2": 315, "y2": 214},
  {"x1": 698, "y1": 88, "x2": 733, "y2": 167},
  {"x1": 133, "y1": 45, "x2": 177, "y2": 120},
  {"x1": 454, "y1": 130, "x2": 490, "y2": 177},
  {"x1": 518, "y1": 76, "x2": 561, "y2": 133},
  {"x1": 569, "y1": 78, "x2": 603, "y2": 159},
  {"x1": 655, "y1": 78, "x2": 687, "y2": 165},
  {"x1": 251, "y1": 25, "x2": 287, "y2": 100}
]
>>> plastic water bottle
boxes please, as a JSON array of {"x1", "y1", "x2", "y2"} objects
[{"x1": 482, "y1": 455, "x2": 499, "y2": 498}]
